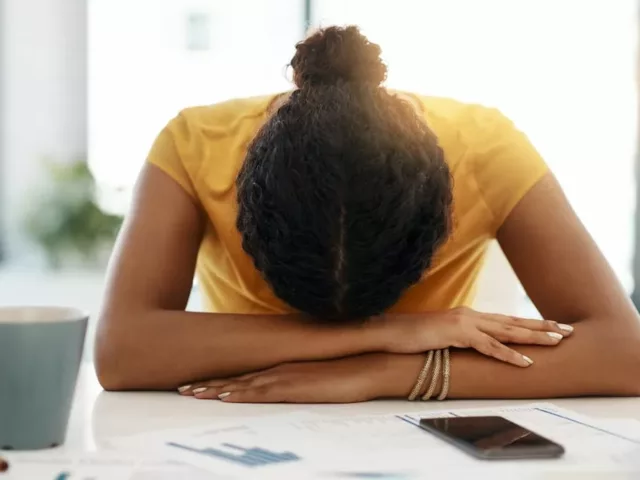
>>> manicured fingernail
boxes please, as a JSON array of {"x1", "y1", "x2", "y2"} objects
[
  {"x1": 547, "y1": 332, "x2": 563, "y2": 340},
  {"x1": 218, "y1": 392, "x2": 231, "y2": 400},
  {"x1": 0, "y1": 457, "x2": 9, "y2": 472},
  {"x1": 192, "y1": 387, "x2": 208, "y2": 394},
  {"x1": 178, "y1": 385, "x2": 191, "y2": 393},
  {"x1": 523, "y1": 355, "x2": 534, "y2": 365},
  {"x1": 559, "y1": 324, "x2": 574, "y2": 332}
]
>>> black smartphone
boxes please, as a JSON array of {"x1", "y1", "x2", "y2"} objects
[{"x1": 418, "y1": 416, "x2": 565, "y2": 460}]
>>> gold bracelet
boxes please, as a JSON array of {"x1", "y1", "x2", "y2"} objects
[
  {"x1": 437, "y1": 348, "x2": 451, "y2": 401},
  {"x1": 422, "y1": 349, "x2": 442, "y2": 401},
  {"x1": 408, "y1": 350, "x2": 434, "y2": 401}
]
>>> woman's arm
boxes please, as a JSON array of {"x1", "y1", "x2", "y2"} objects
[
  {"x1": 385, "y1": 172, "x2": 640, "y2": 399},
  {"x1": 442, "y1": 171, "x2": 640, "y2": 397},
  {"x1": 180, "y1": 315, "x2": 639, "y2": 402},
  {"x1": 394, "y1": 171, "x2": 640, "y2": 397},
  {"x1": 437, "y1": 170, "x2": 640, "y2": 397},
  {"x1": 181, "y1": 172, "x2": 640, "y2": 402},
  {"x1": 98, "y1": 164, "x2": 565, "y2": 391},
  {"x1": 181, "y1": 314, "x2": 639, "y2": 402},
  {"x1": 384, "y1": 320, "x2": 640, "y2": 399},
  {"x1": 95, "y1": 164, "x2": 381, "y2": 391}
]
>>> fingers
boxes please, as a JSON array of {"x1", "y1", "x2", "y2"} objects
[
  {"x1": 470, "y1": 314, "x2": 575, "y2": 367},
  {"x1": 0, "y1": 456, "x2": 9, "y2": 473},
  {"x1": 472, "y1": 333, "x2": 534, "y2": 367},
  {"x1": 213, "y1": 385, "x2": 285, "y2": 404},
  {"x1": 177, "y1": 371, "x2": 268, "y2": 396},
  {"x1": 192, "y1": 382, "x2": 285, "y2": 403},
  {"x1": 490, "y1": 315, "x2": 573, "y2": 337},
  {"x1": 192, "y1": 382, "x2": 242, "y2": 400},
  {"x1": 185, "y1": 375, "x2": 276, "y2": 400},
  {"x1": 178, "y1": 380, "x2": 228, "y2": 396},
  {"x1": 481, "y1": 323, "x2": 564, "y2": 346}
]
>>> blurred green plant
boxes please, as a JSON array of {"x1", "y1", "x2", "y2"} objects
[{"x1": 24, "y1": 160, "x2": 123, "y2": 269}]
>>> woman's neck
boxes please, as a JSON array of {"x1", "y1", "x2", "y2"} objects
[{"x1": 268, "y1": 90, "x2": 422, "y2": 116}]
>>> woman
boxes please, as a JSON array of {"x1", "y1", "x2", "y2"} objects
[{"x1": 96, "y1": 26, "x2": 640, "y2": 403}]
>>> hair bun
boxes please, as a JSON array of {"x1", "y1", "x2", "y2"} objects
[{"x1": 291, "y1": 26, "x2": 387, "y2": 88}]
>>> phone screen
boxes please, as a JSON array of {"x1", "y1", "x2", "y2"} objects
[{"x1": 418, "y1": 416, "x2": 565, "y2": 459}]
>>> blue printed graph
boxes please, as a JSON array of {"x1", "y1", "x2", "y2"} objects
[
  {"x1": 167, "y1": 441, "x2": 301, "y2": 468},
  {"x1": 333, "y1": 473, "x2": 414, "y2": 479}
]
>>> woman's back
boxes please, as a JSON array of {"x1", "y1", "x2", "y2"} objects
[
  {"x1": 95, "y1": 25, "x2": 640, "y2": 401},
  {"x1": 148, "y1": 93, "x2": 547, "y2": 314}
]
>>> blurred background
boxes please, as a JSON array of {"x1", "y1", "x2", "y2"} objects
[{"x1": 0, "y1": 0, "x2": 637, "y2": 357}]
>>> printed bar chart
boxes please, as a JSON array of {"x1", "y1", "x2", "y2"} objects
[{"x1": 166, "y1": 441, "x2": 301, "y2": 468}]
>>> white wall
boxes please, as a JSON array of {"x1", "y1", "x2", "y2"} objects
[
  {"x1": 315, "y1": 0, "x2": 638, "y2": 293},
  {"x1": 88, "y1": 0, "x2": 302, "y2": 215},
  {"x1": 0, "y1": 0, "x2": 87, "y2": 263}
]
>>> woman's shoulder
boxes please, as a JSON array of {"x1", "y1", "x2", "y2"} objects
[
  {"x1": 409, "y1": 93, "x2": 548, "y2": 235},
  {"x1": 408, "y1": 93, "x2": 507, "y2": 131},
  {"x1": 147, "y1": 94, "x2": 282, "y2": 202},
  {"x1": 174, "y1": 93, "x2": 281, "y2": 135},
  {"x1": 407, "y1": 93, "x2": 524, "y2": 166}
]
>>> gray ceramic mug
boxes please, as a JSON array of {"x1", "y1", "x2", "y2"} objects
[{"x1": 0, "y1": 307, "x2": 88, "y2": 450}]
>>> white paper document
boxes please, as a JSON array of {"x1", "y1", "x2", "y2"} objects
[
  {"x1": 1, "y1": 451, "x2": 224, "y2": 480},
  {"x1": 109, "y1": 403, "x2": 640, "y2": 479}
]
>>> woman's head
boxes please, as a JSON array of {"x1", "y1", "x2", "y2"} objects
[{"x1": 237, "y1": 26, "x2": 452, "y2": 322}]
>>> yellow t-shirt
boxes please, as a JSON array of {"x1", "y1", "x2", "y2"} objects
[{"x1": 147, "y1": 93, "x2": 548, "y2": 314}]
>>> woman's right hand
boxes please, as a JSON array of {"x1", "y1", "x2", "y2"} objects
[{"x1": 373, "y1": 307, "x2": 573, "y2": 367}]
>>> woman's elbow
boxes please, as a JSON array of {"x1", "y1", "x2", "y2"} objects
[
  {"x1": 606, "y1": 333, "x2": 640, "y2": 396},
  {"x1": 94, "y1": 342, "x2": 134, "y2": 391},
  {"x1": 95, "y1": 368, "x2": 127, "y2": 392},
  {"x1": 94, "y1": 319, "x2": 140, "y2": 391},
  {"x1": 620, "y1": 355, "x2": 640, "y2": 396}
]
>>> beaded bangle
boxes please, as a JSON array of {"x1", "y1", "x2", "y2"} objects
[
  {"x1": 422, "y1": 349, "x2": 442, "y2": 401},
  {"x1": 437, "y1": 348, "x2": 451, "y2": 401},
  {"x1": 408, "y1": 350, "x2": 434, "y2": 401}
]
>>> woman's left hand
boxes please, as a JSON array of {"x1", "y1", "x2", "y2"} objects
[{"x1": 178, "y1": 354, "x2": 390, "y2": 403}]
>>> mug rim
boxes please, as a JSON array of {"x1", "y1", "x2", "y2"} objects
[{"x1": 0, "y1": 306, "x2": 89, "y2": 324}]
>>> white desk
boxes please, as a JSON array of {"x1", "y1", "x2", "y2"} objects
[{"x1": 64, "y1": 363, "x2": 640, "y2": 452}]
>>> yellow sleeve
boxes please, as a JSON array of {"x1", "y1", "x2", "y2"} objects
[
  {"x1": 472, "y1": 108, "x2": 549, "y2": 233},
  {"x1": 146, "y1": 114, "x2": 198, "y2": 200}
]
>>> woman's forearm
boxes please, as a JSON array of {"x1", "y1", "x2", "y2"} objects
[
  {"x1": 381, "y1": 318, "x2": 640, "y2": 399},
  {"x1": 95, "y1": 309, "x2": 380, "y2": 391}
]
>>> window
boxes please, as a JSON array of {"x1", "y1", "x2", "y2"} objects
[
  {"x1": 89, "y1": 0, "x2": 637, "y2": 291},
  {"x1": 88, "y1": 0, "x2": 303, "y2": 214},
  {"x1": 313, "y1": 0, "x2": 638, "y2": 291}
]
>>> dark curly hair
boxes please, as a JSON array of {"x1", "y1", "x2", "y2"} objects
[{"x1": 237, "y1": 26, "x2": 453, "y2": 323}]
